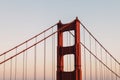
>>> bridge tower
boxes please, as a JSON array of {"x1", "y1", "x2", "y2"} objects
[{"x1": 57, "y1": 17, "x2": 82, "y2": 80}]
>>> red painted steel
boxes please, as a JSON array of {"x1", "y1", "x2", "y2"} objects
[{"x1": 57, "y1": 17, "x2": 82, "y2": 80}]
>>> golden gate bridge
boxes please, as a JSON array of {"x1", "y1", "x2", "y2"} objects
[{"x1": 0, "y1": 17, "x2": 120, "y2": 80}]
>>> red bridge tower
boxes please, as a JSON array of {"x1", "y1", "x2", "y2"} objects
[{"x1": 57, "y1": 17, "x2": 82, "y2": 80}]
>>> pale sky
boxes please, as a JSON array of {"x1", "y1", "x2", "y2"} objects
[
  {"x1": 0, "y1": 1, "x2": 120, "y2": 80},
  {"x1": 0, "y1": 0, "x2": 120, "y2": 64}
]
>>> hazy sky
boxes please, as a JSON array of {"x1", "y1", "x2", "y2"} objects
[{"x1": 0, "y1": 0, "x2": 120, "y2": 62}]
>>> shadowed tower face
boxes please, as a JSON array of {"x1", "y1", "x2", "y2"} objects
[{"x1": 57, "y1": 17, "x2": 82, "y2": 80}]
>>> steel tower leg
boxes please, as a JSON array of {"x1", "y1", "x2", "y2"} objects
[{"x1": 57, "y1": 17, "x2": 82, "y2": 80}]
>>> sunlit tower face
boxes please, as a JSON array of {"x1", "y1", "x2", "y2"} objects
[{"x1": 57, "y1": 18, "x2": 82, "y2": 80}]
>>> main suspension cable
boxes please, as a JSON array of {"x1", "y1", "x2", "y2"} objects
[
  {"x1": 0, "y1": 23, "x2": 58, "y2": 57},
  {"x1": 0, "y1": 21, "x2": 73, "y2": 65},
  {"x1": 80, "y1": 21, "x2": 120, "y2": 66},
  {"x1": 80, "y1": 42, "x2": 120, "y2": 78}
]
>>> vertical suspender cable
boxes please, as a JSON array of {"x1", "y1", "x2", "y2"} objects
[
  {"x1": 15, "y1": 48, "x2": 17, "y2": 80},
  {"x1": 99, "y1": 47, "x2": 101, "y2": 80},
  {"x1": 115, "y1": 61, "x2": 117, "y2": 80},
  {"x1": 110, "y1": 58, "x2": 113, "y2": 80},
  {"x1": 104, "y1": 64, "x2": 105, "y2": 80},
  {"x1": 89, "y1": 34, "x2": 92, "y2": 80},
  {"x1": 83, "y1": 28, "x2": 86, "y2": 80},
  {"x1": 99, "y1": 57, "x2": 101, "y2": 80},
  {"x1": 105, "y1": 53, "x2": 108, "y2": 79},
  {"x1": 34, "y1": 37, "x2": 37, "y2": 80},
  {"x1": 3, "y1": 54, "x2": 6, "y2": 80},
  {"x1": 105, "y1": 52, "x2": 107, "y2": 80},
  {"x1": 100, "y1": 47, "x2": 103, "y2": 80},
  {"x1": 44, "y1": 32, "x2": 46, "y2": 80},
  {"x1": 95, "y1": 41, "x2": 97, "y2": 80},
  {"x1": 52, "y1": 28, "x2": 53, "y2": 80},
  {"x1": 52, "y1": 28, "x2": 54, "y2": 80},
  {"x1": 52, "y1": 27, "x2": 55, "y2": 80},
  {"x1": 119, "y1": 64, "x2": 120, "y2": 79},
  {"x1": 10, "y1": 59, "x2": 12, "y2": 80},
  {"x1": 104, "y1": 51, "x2": 105, "y2": 80},
  {"x1": 53, "y1": 31, "x2": 55, "y2": 80},
  {"x1": 25, "y1": 42, "x2": 27, "y2": 80},
  {"x1": 23, "y1": 51, "x2": 25, "y2": 80}
]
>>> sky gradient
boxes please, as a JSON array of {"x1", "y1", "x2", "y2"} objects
[
  {"x1": 0, "y1": 0, "x2": 120, "y2": 69},
  {"x1": 0, "y1": 0, "x2": 120, "y2": 61}
]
